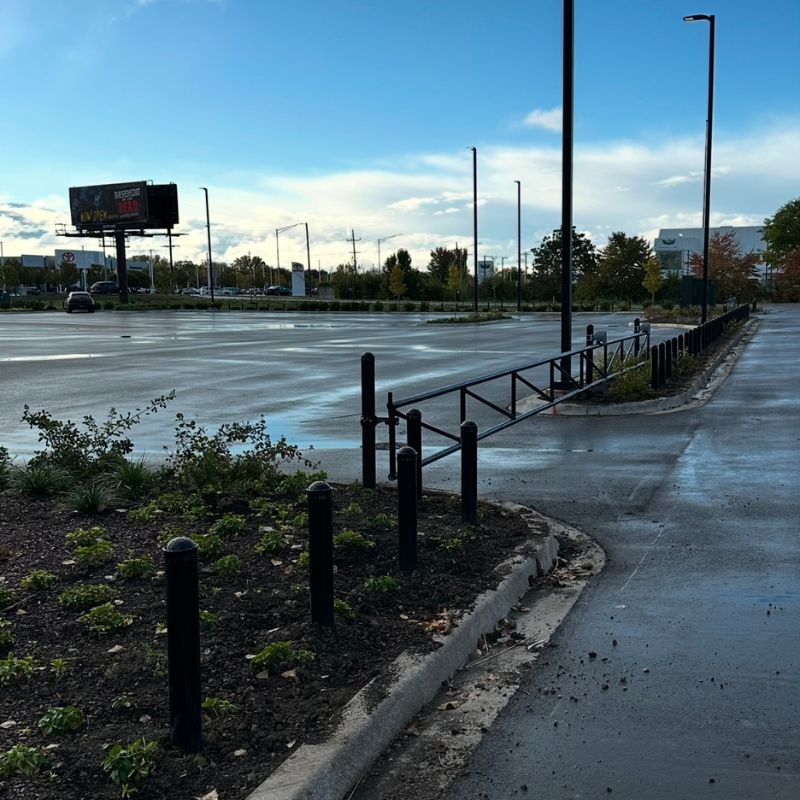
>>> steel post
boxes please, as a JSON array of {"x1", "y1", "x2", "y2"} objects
[
  {"x1": 307, "y1": 481, "x2": 334, "y2": 627},
  {"x1": 397, "y1": 446, "x2": 418, "y2": 573},
  {"x1": 460, "y1": 420, "x2": 478, "y2": 525},
  {"x1": 406, "y1": 408, "x2": 423, "y2": 500},
  {"x1": 360, "y1": 352, "x2": 376, "y2": 489}
]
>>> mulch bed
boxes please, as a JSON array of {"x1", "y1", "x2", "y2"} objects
[{"x1": 0, "y1": 483, "x2": 550, "y2": 800}]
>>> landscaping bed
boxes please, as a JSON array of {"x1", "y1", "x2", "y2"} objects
[{"x1": 0, "y1": 474, "x2": 548, "y2": 800}]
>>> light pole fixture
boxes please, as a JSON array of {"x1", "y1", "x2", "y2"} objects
[
  {"x1": 683, "y1": 12, "x2": 715, "y2": 323},
  {"x1": 471, "y1": 146, "x2": 478, "y2": 313},
  {"x1": 200, "y1": 187, "x2": 215, "y2": 305},
  {"x1": 515, "y1": 180, "x2": 522, "y2": 312},
  {"x1": 561, "y1": 0, "x2": 574, "y2": 374},
  {"x1": 377, "y1": 234, "x2": 402, "y2": 272},
  {"x1": 276, "y1": 222, "x2": 304, "y2": 278}
]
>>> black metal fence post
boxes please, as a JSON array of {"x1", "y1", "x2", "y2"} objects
[
  {"x1": 406, "y1": 408, "x2": 423, "y2": 500},
  {"x1": 361, "y1": 352, "x2": 376, "y2": 489},
  {"x1": 634, "y1": 317, "x2": 641, "y2": 356},
  {"x1": 664, "y1": 338, "x2": 672, "y2": 381},
  {"x1": 164, "y1": 537, "x2": 202, "y2": 753},
  {"x1": 585, "y1": 325, "x2": 594, "y2": 383},
  {"x1": 307, "y1": 481, "x2": 334, "y2": 627},
  {"x1": 397, "y1": 446, "x2": 418, "y2": 573},
  {"x1": 461, "y1": 420, "x2": 478, "y2": 525},
  {"x1": 658, "y1": 341, "x2": 667, "y2": 386},
  {"x1": 651, "y1": 345, "x2": 659, "y2": 391}
]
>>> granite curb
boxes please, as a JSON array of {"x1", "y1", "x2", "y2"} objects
[
  {"x1": 518, "y1": 316, "x2": 760, "y2": 417},
  {"x1": 246, "y1": 515, "x2": 559, "y2": 800}
]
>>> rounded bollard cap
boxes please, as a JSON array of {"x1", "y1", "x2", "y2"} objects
[
  {"x1": 460, "y1": 419, "x2": 478, "y2": 431},
  {"x1": 164, "y1": 536, "x2": 198, "y2": 553},
  {"x1": 307, "y1": 480, "x2": 332, "y2": 495},
  {"x1": 397, "y1": 445, "x2": 417, "y2": 459}
]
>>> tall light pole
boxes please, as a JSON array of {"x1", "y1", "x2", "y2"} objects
[
  {"x1": 515, "y1": 180, "x2": 522, "y2": 312},
  {"x1": 471, "y1": 146, "x2": 478, "y2": 313},
  {"x1": 276, "y1": 222, "x2": 304, "y2": 281},
  {"x1": 200, "y1": 187, "x2": 215, "y2": 304},
  {"x1": 561, "y1": 0, "x2": 574, "y2": 375},
  {"x1": 0, "y1": 241, "x2": 4, "y2": 289},
  {"x1": 377, "y1": 234, "x2": 402, "y2": 272},
  {"x1": 683, "y1": 13, "x2": 715, "y2": 323}
]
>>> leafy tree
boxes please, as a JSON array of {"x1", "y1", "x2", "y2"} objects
[
  {"x1": 775, "y1": 247, "x2": 800, "y2": 301},
  {"x1": 763, "y1": 197, "x2": 800, "y2": 265},
  {"x1": 530, "y1": 228, "x2": 598, "y2": 301},
  {"x1": 596, "y1": 232, "x2": 652, "y2": 301},
  {"x1": 383, "y1": 249, "x2": 420, "y2": 299},
  {"x1": 642, "y1": 257, "x2": 663, "y2": 305},
  {"x1": 688, "y1": 231, "x2": 760, "y2": 302},
  {"x1": 428, "y1": 247, "x2": 467, "y2": 284},
  {"x1": 389, "y1": 264, "x2": 407, "y2": 299}
]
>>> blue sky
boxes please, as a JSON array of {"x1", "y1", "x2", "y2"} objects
[{"x1": 1, "y1": 0, "x2": 798, "y2": 271}]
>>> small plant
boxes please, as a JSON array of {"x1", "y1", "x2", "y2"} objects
[
  {"x1": 0, "y1": 743, "x2": 47, "y2": 778},
  {"x1": 111, "y1": 693, "x2": 134, "y2": 710},
  {"x1": 50, "y1": 657, "x2": 72, "y2": 679},
  {"x1": 371, "y1": 512, "x2": 397, "y2": 531},
  {"x1": 144, "y1": 645, "x2": 167, "y2": 678},
  {"x1": 66, "y1": 525, "x2": 108, "y2": 547},
  {"x1": 202, "y1": 696, "x2": 239, "y2": 718},
  {"x1": 128, "y1": 500, "x2": 161, "y2": 523},
  {"x1": 209, "y1": 513, "x2": 248, "y2": 537},
  {"x1": 291, "y1": 511, "x2": 309, "y2": 529},
  {"x1": 101, "y1": 737, "x2": 158, "y2": 798},
  {"x1": 37, "y1": 705, "x2": 86, "y2": 735},
  {"x1": 0, "y1": 653, "x2": 37, "y2": 684},
  {"x1": 255, "y1": 528, "x2": 287, "y2": 555},
  {"x1": 11, "y1": 462, "x2": 69, "y2": 497},
  {"x1": 108, "y1": 456, "x2": 157, "y2": 501},
  {"x1": 58, "y1": 582, "x2": 114, "y2": 611},
  {"x1": 0, "y1": 446, "x2": 9, "y2": 490},
  {"x1": 194, "y1": 533, "x2": 224, "y2": 560},
  {"x1": 213, "y1": 554, "x2": 242, "y2": 576},
  {"x1": 0, "y1": 618, "x2": 13, "y2": 649},
  {"x1": 296, "y1": 550, "x2": 310, "y2": 569},
  {"x1": 116, "y1": 554, "x2": 156, "y2": 580},
  {"x1": 334, "y1": 529, "x2": 375, "y2": 552},
  {"x1": 80, "y1": 602, "x2": 134, "y2": 635},
  {"x1": 250, "y1": 640, "x2": 315, "y2": 674},
  {"x1": 343, "y1": 502, "x2": 363, "y2": 515},
  {"x1": 74, "y1": 538, "x2": 114, "y2": 571},
  {"x1": 199, "y1": 610, "x2": 219, "y2": 631},
  {"x1": 363, "y1": 575, "x2": 400, "y2": 595},
  {"x1": 157, "y1": 525, "x2": 184, "y2": 545},
  {"x1": 0, "y1": 586, "x2": 15, "y2": 610},
  {"x1": 20, "y1": 569, "x2": 57, "y2": 591},
  {"x1": 334, "y1": 598, "x2": 355, "y2": 620},
  {"x1": 67, "y1": 480, "x2": 116, "y2": 514}
]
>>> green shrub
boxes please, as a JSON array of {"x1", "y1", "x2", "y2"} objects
[
  {"x1": 0, "y1": 446, "x2": 10, "y2": 489},
  {"x1": 74, "y1": 538, "x2": 114, "y2": 571},
  {"x1": 128, "y1": 499, "x2": 161, "y2": 523},
  {"x1": 250, "y1": 640, "x2": 315, "y2": 674},
  {"x1": 608, "y1": 357, "x2": 653, "y2": 402},
  {"x1": 101, "y1": 738, "x2": 158, "y2": 798},
  {"x1": 67, "y1": 480, "x2": 115, "y2": 514},
  {"x1": 209, "y1": 513, "x2": 247, "y2": 537},
  {"x1": 333, "y1": 529, "x2": 375, "y2": 552},
  {"x1": 11, "y1": 463, "x2": 69, "y2": 496},
  {"x1": 20, "y1": 569, "x2": 57, "y2": 591},
  {"x1": 0, "y1": 653, "x2": 36, "y2": 684},
  {"x1": 66, "y1": 525, "x2": 108, "y2": 547},
  {"x1": 58, "y1": 582, "x2": 114, "y2": 611},
  {"x1": 202, "y1": 696, "x2": 238, "y2": 718},
  {"x1": 79, "y1": 602, "x2": 134, "y2": 634},
  {"x1": 49, "y1": 657, "x2": 72, "y2": 679},
  {"x1": 116, "y1": 554, "x2": 156, "y2": 580},
  {"x1": 199, "y1": 610, "x2": 219, "y2": 631},
  {"x1": 334, "y1": 599, "x2": 355, "y2": 620},
  {"x1": 255, "y1": 529, "x2": 287, "y2": 555},
  {"x1": 0, "y1": 587, "x2": 15, "y2": 610},
  {"x1": 363, "y1": 575, "x2": 400, "y2": 595},
  {"x1": 194, "y1": 533, "x2": 224, "y2": 560},
  {"x1": 213, "y1": 554, "x2": 242, "y2": 576},
  {"x1": 107, "y1": 456, "x2": 157, "y2": 501},
  {"x1": 37, "y1": 705, "x2": 85, "y2": 735},
  {"x1": 0, "y1": 743, "x2": 47, "y2": 778}
]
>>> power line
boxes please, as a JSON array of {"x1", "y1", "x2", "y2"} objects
[{"x1": 346, "y1": 229, "x2": 361, "y2": 271}]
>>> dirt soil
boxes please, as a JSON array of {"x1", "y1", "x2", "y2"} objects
[{"x1": 0, "y1": 483, "x2": 552, "y2": 800}]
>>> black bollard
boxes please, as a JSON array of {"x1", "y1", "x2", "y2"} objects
[
  {"x1": 651, "y1": 345, "x2": 659, "y2": 390},
  {"x1": 164, "y1": 537, "x2": 202, "y2": 753},
  {"x1": 633, "y1": 318, "x2": 641, "y2": 357},
  {"x1": 585, "y1": 325, "x2": 595, "y2": 383},
  {"x1": 307, "y1": 481, "x2": 334, "y2": 627},
  {"x1": 658, "y1": 341, "x2": 667, "y2": 386},
  {"x1": 406, "y1": 408, "x2": 423, "y2": 500},
  {"x1": 360, "y1": 352, "x2": 376, "y2": 489},
  {"x1": 397, "y1": 446, "x2": 418, "y2": 573},
  {"x1": 461, "y1": 420, "x2": 478, "y2": 525}
]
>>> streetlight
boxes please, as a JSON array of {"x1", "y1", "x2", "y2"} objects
[
  {"x1": 515, "y1": 180, "x2": 522, "y2": 312},
  {"x1": 470, "y1": 146, "x2": 478, "y2": 313},
  {"x1": 200, "y1": 187, "x2": 215, "y2": 304},
  {"x1": 276, "y1": 222, "x2": 305, "y2": 285},
  {"x1": 683, "y1": 12, "x2": 715, "y2": 323},
  {"x1": 377, "y1": 234, "x2": 402, "y2": 272}
]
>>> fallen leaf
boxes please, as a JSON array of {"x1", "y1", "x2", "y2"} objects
[
  {"x1": 195, "y1": 790, "x2": 219, "y2": 800},
  {"x1": 155, "y1": 625, "x2": 168, "y2": 635},
  {"x1": 139, "y1": 715, "x2": 152, "y2": 723},
  {"x1": 436, "y1": 701, "x2": 462, "y2": 711},
  {"x1": 0, "y1": 720, "x2": 17, "y2": 729},
  {"x1": 107, "y1": 645, "x2": 125, "y2": 654},
  {"x1": 270, "y1": 559, "x2": 283, "y2": 566},
  {"x1": 61, "y1": 559, "x2": 76, "y2": 566},
  {"x1": 281, "y1": 669, "x2": 298, "y2": 681},
  {"x1": 233, "y1": 749, "x2": 247, "y2": 757},
  {"x1": 286, "y1": 740, "x2": 296, "y2": 749}
]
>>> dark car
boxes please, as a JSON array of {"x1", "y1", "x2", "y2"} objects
[
  {"x1": 64, "y1": 291, "x2": 96, "y2": 313},
  {"x1": 266, "y1": 285, "x2": 292, "y2": 296},
  {"x1": 89, "y1": 281, "x2": 118, "y2": 295}
]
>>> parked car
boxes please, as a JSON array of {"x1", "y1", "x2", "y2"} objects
[
  {"x1": 266, "y1": 285, "x2": 292, "y2": 296},
  {"x1": 64, "y1": 291, "x2": 96, "y2": 313},
  {"x1": 89, "y1": 281, "x2": 118, "y2": 295}
]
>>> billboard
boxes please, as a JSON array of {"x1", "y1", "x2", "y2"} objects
[
  {"x1": 68, "y1": 182, "x2": 178, "y2": 231},
  {"x1": 55, "y1": 250, "x2": 105, "y2": 269},
  {"x1": 291, "y1": 262, "x2": 305, "y2": 297}
]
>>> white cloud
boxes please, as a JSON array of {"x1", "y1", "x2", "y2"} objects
[{"x1": 522, "y1": 107, "x2": 563, "y2": 133}]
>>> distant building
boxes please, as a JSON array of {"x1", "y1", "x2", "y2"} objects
[{"x1": 654, "y1": 226, "x2": 768, "y2": 284}]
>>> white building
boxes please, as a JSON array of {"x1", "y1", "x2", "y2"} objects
[{"x1": 654, "y1": 226, "x2": 767, "y2": 282}]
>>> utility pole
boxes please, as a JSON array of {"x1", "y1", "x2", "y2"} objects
[{"x1": 347, "y1": 229, "x2": 361, "y2": 271}]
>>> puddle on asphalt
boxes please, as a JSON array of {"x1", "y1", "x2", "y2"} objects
[{"x1": 1, "y1": 353, "x2": 105, "y2": 362}]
